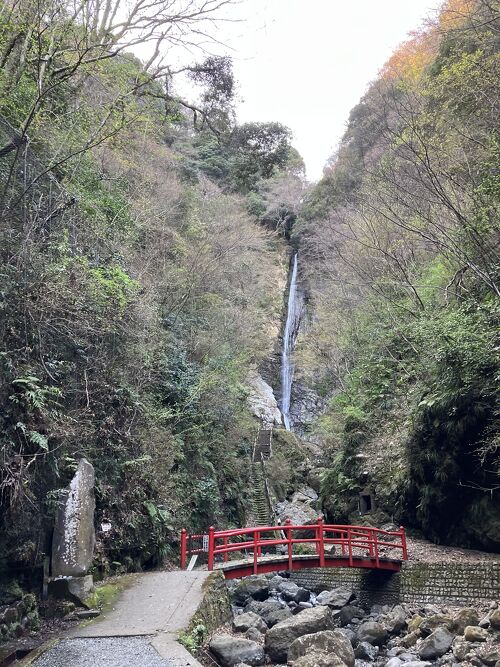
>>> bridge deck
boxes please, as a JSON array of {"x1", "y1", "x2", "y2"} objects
[{"x1": 214, "y1": 553, "x2": 402, "y2": 579}]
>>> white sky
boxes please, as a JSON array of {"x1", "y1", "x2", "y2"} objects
[{"x1": 213, "y1": 0, "x2": 438, "y2": 181}]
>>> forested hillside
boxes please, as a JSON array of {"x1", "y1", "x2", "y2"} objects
[
  {"x1": 1, "y1": 0, "x2": 499, "y2": 591},
  {"x1": 0, "y1": 0, "x2": 304, "y2": 574},
  {"x1": 296, "y1": 0, "x2": 499, "y2": 550}
]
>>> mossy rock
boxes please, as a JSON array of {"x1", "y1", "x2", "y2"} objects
[
  {"x1": 27, "y1": 611, "x2": 40, "y2": 631},
  {"x1": 23, "y1": 594, "x2": 37, "y2": 612}
]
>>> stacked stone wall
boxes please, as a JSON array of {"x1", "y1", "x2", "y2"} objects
[{"x1": 290, "y1": 562, "x2": 500, "y2": 607}]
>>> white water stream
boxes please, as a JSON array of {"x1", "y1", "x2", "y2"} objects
[{"x1": 281, "y1": 253, "x2": 301, "y2": 430}]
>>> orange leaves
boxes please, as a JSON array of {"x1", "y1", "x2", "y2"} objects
[
  {"x1": 380, "y1": 0, "x2": 480, "y2": 85},
  {"x1": 438, "y1": 0, "x2": 476, "y2": 31},
  {"x1": 380, "y1": 28, "x2": 438, "y2": 84}
]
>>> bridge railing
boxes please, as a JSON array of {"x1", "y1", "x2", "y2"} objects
[{"x1": 180, "y1": 519, "x2": 408, "y2": 572}]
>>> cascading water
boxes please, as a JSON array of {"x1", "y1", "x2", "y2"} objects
[{"x1": 281, "y1": 253, "x2": 301, "y2": 431}]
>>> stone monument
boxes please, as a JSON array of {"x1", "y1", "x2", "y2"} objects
[{"x1": 50, "y1": 458, "x2": 96, "y2": 605}]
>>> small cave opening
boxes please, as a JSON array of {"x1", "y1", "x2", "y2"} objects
[{"x1": 359, "y1": 489, "x2": 374, "y2": 515}]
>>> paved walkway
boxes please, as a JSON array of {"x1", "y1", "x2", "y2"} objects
[{"x1": 31, "y1": 571, "x2": 210, "y2": 667}]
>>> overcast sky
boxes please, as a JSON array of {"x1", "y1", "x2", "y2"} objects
[{"x1": 213, "y1": 0, "x2": 438, "y2": 181}]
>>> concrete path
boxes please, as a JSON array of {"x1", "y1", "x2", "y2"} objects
[{"x1": 31, "y1": 571, "x2": 210, "y2": 667}]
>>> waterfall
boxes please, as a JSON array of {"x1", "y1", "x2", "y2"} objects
[{"x1": 281, "y1": 253, "x2": 301, "y2": 431}]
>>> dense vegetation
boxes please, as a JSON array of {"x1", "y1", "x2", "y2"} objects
[
  {"x1": 296, "y1": 0, "x2": 499, "y2": 550},
  {"x1": 0, "y1": 0, "x2": 303, "y2": 575},
  {"x1": 1, "y1": 0, "x2": 498, "y2": 591}
]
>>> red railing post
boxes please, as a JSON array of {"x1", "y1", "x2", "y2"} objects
[
  {"x1": 207, "y1": 526, "x2": 215, "y2": 571},
  {"x1": 285, "y1": 519, "x2": 293, "y2": 571},
  {"x1": 373, "y1": 528, "x2": 380, "y2": 567},
  {"x1": 180, "y1": 528, "x2": 187, "y2": 569},
  {"x1": 348, "y1": 527, "x2": 353, "y2": 566},
  {"x1": 369, "y1": 528, "x2": 375, "y2": 558},
  {"x1": 223, "y1": 535, "x2": 229, "y2": 562},
  {"x1": 317, "y1": 517, "x2": 325, "y2": 567},
  {"x1": 253, "y1": 529, "x2": 260, "y2": 574},
  {"x1": 400, "y1": 526, "x2": 408, "y2": 560}
]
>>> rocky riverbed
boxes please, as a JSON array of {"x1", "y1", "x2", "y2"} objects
[{"x1": 208, "y1": 573, "x2": 500, "y2": 667}]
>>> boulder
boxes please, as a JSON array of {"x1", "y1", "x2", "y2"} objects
[
  {"x1": 451, "y1": 608, "x2": 480, "y2": 635},
  {"x1": 288, "y1": 630, "x2": 355, "y2": 667},
  {"x1": 419, "y1": 614, "x2": 452, "y2": 637},
  {"x1": 291, "y1": 651, "x2": 346, "y2": 667},
  {"x1": 354, "y1": 641, "x2": 379, "y2": 660},
  {"x1": 490, "y1": 608, "x2": 500, "y2": 630},
  {"x1": 246, "y1": 372, "x2": 282, "y2": 427},
  {"x1": 384, "y1": 606, "x2": 407, "y2": 634},
  {"x1": 316, "y1": 587, "x2": 354, "y2": 609},
  {"x1": 386, "y1": 659, "x2": 402, "y2": 667},
  {"x1": 307, "y1": 468, "x2": 326, "y2": 493},
  {"x1": 233, "y1": 612, "x2": 267, "y2": 633},
  {"x1": 279, "y1": 581, "x2": 310, "y2": 604},
  {"x1": 478, "y1": 648, "x2": 500, "y2": 666},
  {"x1": 274, "y1": 500, "x2": 320, "y2": 530},
  {"x1": 210, "y1": 634, "x2": 265, "y2": 667},
  {"x1": 356, "y1": 621, "x2": 388, "y2": 645},
  {"x1": 452, "y1": 638, "x2": 474, "y2": 662},
  {"x1": 290, "y1": 487, "x2": 319, "y2": 506},
  {"x1": 265, "y1": 605, "x2": 336, "y2": 662},
  {"x1": 399, "y1": 652, "x2": 419, "y2": 662},
  {"x1": 417, "y1": 627, "x2": 454, "y2": 659},
  {"x1": 245, "y1": 627, "x2": 262, "y2": 642},
  {"x1": 67, "y1": 575, "x2": 94, "y2": 607},
  {"x1": 337, "y1": 627, "x2": 355, "y2": 645},
  {"x1": 404, "y1": 663, "x2": 432, "y2": 667},
  {"x1": 339, "y1": 605, "x2": 365, "y2": 626},
  {"x1": 49, "y1": 574, "x2": 94, "y2": 607},
  {"x1": 232, "y1": 576, "x2": 269, "y2": 605},
  {"x1": 51, "y1": 458, "x2": 96, "y2": 577},
  {"x1": 464, "y1": 625, "x2": 489, "y2": 642},
  {"x1": 400, "y1": 631, "x2": 420, "y2": 648},
  {"x1": 244, "y1": 599, "x2": 282, "y2": 618},
  {"x1": 407, "y1": 615, "x2": 424, "y2": 633},
  {"x1": 265, "y1": 607, "x2": 293, "y2": 627},
  {"x1": 269, "y1": 575, "x2": 285, "y2": 591},
  {"x1": 479, "y1": 615, "x2": 491, "y2": 628}
]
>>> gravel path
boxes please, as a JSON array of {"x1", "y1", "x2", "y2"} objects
[
  {"x1": 406, "y1": 537, "x2": 500, "y2": 563},
  {"x1": 32, "y1": 637, "x2": 172, "y2": 667},
  {"x1": 31, "y1": 572, "x2": 207, "y2": 667}
]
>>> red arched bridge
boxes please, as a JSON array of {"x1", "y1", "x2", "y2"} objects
[{"x1": 180, "y1": 520, "x2": 408, "y2": 579}]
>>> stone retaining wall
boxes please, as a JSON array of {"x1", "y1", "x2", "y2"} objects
[
  {"x1": 182, "y1": 571, "x2": 232, "y2": 665},
  {"x1": 290, "y1": 562, "x2": 500, "y2": 607}
]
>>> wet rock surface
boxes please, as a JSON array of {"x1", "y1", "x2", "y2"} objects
[{"x1": 217, "y1": 571, "x2": 500, "y2": 667}]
